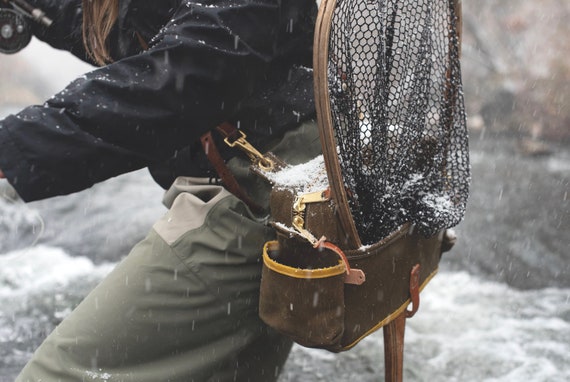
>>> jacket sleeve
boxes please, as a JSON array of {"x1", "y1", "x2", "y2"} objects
[{"x1": 0, "y1": 0, "x2": 297, "y2": 202}]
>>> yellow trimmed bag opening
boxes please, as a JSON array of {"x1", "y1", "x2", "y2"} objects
[{"x1": 259, "y1": 241, "x2": 347, "y2": 348}]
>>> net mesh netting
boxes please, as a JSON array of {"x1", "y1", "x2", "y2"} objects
[{"x1": 326, "y1": 0, "x2": 469, "y2": 244}]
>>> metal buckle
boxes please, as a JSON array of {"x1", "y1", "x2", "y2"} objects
[
  {"x1": 291, "y1": 190, "x2": 331, "y2": 245},
  {"x1": 223, "y1": 130, "x2": 274, "y2": 171}
]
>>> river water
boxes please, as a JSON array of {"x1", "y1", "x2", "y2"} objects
[{"x1": 0, "y1": 40, "x2": 568, "y2": 381}]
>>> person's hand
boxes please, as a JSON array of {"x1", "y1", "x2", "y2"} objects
[{"x1": 0, "y1": 169, "x2": 5, "y2": 179}]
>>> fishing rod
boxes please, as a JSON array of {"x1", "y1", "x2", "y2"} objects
[{"x1": 0, "y1": 0, "x2": 52, "y2": 54}]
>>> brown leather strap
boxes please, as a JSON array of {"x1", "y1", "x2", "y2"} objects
[
  {"x1": 405, "y1": 264, "x2": 421, "y2": 318},
  {"x1": 216, "y1": 122, "x2": 241, "y2": 143},
  {"x1": 200, "y1": 128, "x2": 264, "y2": 214},
  {"x1": 318, "y1": 241, "x2": 366, "y2": 285}
]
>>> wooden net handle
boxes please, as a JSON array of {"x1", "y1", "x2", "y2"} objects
[{"x1": 313, "y1": 0, "x2": 362, "y2": 249}]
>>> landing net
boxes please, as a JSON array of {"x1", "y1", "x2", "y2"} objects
[{"x1": 323, "y1": 0, "x2": 469, "y2": 244}]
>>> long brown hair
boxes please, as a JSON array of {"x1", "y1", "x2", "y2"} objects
[{"x1": 82, "y1": 0, "x2": 119, "y2": 66}]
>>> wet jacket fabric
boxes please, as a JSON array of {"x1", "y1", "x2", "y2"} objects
[{"x1": 0, "y1": 0, "x2": 317, "y2": 201}]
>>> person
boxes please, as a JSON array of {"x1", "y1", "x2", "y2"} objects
[{"x1": 0, "y1": 0, "x2": 322, "y2": 380}]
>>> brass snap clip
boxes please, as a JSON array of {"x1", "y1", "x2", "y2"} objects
[{"x1": 224, "y1": 130, "x2": 274, "y2": 171}]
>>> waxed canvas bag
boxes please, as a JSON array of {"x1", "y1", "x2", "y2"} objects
[
  {"x1": 256, "y1": 0, "x2": 469, "y2": 353},
  {"x1": 257, "y1": 157, "x2": 450, "y2": 352}
]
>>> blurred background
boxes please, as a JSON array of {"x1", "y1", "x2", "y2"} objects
[{"x1": 0, "y1": 1, "x2": 568, "y2": 381}]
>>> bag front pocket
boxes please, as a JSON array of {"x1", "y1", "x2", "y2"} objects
[{"x1": 258, "y1": 241, "x2": 346, "y2": 349}]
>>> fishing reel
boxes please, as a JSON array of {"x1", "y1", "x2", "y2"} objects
[{"x1": 0, "y1": 0, "x2": 52, "y2": 54}]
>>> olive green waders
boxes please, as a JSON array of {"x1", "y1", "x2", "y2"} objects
[{"x1": 16, "y1": 121, "x2": 322, "y2": 382}]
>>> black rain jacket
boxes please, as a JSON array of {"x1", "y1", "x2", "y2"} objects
[{"x1": 0, "y1": 0, "x2": 317, "y2": 201}]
